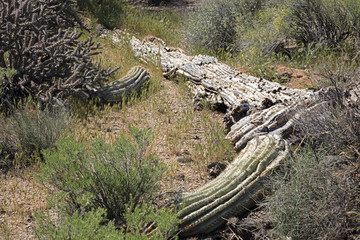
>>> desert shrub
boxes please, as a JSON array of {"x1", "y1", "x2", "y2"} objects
[
  {"x1": 289, "y1": 0, "x2": 360, "y2": 48},
  {"x1": 35, "y1": 201, "x2": 179, "y2": 239},
  {"x1": 185, "y1": 0, "x2": 241, "y2": 52},
  {"x1": 0, "y1": 0, "x2": 117, "y2": 110},
  {"x1": 185, "y1": 0, "x2": 272, "y2": 53},
  {"x1": 147, "y1": 0, "x2": 172, "y2": 6},
  {"x1": 77, "y1": 0, "x2": 124, "y2": 29},
  {"x1": 39, "y1": 128, "x2": 166, "y2": 222},
  {"x1": 235, "y1": 6, "x2": 293, "y2": 76},
  {"x1": 0, "y1": 103, "x2": 71, "y2": 170},
  {"x1": 124, "y1": 201, "x2": 179, "y2": 239},
  {"x1": 262, "y1": 145, "x2": 358, "y2": 239},
  {"x1": 35, "y1": 208, "x2": 124, "y2": 240}
]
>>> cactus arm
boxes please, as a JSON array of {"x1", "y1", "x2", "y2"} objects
[{"x1": 94, "y1": 66, "x2": 150, "y2": 103}]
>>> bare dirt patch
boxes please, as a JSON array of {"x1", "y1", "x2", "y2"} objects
[
  {"x1": 0, "y1": 169, "x2": 50, "y2": 240},
  {"x1": 276, "y1": 65, "x2": 319, "y2": 89}
]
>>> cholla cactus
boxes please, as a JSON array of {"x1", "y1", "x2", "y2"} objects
[{"x1": 0, "y1": 0, "x2": 118, "y2": 109}]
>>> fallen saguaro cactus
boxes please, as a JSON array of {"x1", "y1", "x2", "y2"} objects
[
  {"x1": 122, "y1": 34, "x2": 359, "y2": 236},
  {"x1": 178, "y1": 134, "x2": 289, "y2": 236},
  {"x1": 93, "y1": 66, "x2": 151, "y2": 103}
]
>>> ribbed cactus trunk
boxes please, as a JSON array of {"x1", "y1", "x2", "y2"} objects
[
  {"x1": 123, "y1": 35, "x2": 359, "y2": 236},
  {"x1": 94, "y1": 66, "x2": 150, "y2": 103},
  {"x1": 178, "y1": 134, "x2": 289, "y2": 236}
]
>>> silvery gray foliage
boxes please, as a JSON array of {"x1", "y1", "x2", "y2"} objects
[{"x1": 185, "y1": 0, "x2": 241, "y2": 51}]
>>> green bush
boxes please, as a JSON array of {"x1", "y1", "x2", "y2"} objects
[
  {"x1": 289, "y1": 0, "x2": 360, "y2": 48},
  {"x1": 77, "y1": 0, "x2": 124, "y2": 29},
  {"x1": 35, "y1": 201, "x2": 179, "y2": 240},
  {"x1": 235, "y1": 6, "x2": 292, "y2": 75},
  {"x1": 39, "y1": 128, "x2": 166, "y2": 221},
  {"x1": 185, "y1": 0, "x2": 241, "y2": 52},
  {"x1": 124, "y1": 201, "x2": 179, "y2": 239},
  {"x1": 35, "y1": 208, "x2": 124, "y2": 240},
  {"x1": 0, "y1": 103, "x2": 71, "y2": 170}
]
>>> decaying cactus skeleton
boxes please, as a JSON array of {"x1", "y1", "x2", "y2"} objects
[{"x1": 127, "y1": 35, "x2": 360, "y2": 236}]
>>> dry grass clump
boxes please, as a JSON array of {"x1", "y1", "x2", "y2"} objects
[{"x1": 0, "y1": 103, "x2": 71, "y2": 172}]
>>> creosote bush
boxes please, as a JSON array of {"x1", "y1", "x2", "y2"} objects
[
  {"x1": 39, "y1": 127, "x2": 166, "y2": 222},
  {"x1": 35, "y1": 208, "x2": 124, "y2": 240},
  {"x1": 185, "y1": 0, "x2": 240, "y2": 52},
  {"x1": 35, "y1": 201, "x2": 179, "y2": 239},
  {"x1": 77, "y1": 0, "x2": 124, "y2": 29}
]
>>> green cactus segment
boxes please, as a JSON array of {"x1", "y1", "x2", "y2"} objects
[
  {"x1": 95, "y1": 66, "x2": 150, "y2": 103},
  {"x1": 178, "y1": 134, "x2": 289, "y2": 237}
]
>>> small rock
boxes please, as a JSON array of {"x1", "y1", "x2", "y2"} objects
[
  {"x1": 226, "y1": 217, "x2": 240, "y2": 228},
  {"x1": 175, "y1": 173, "x2": 185, "y2": 181},
  {"x1": 192, "y1": 135, "x2": 200, "y2": 140},
  {"x1": 207, "y1": 162, "x2": 227, "y2": 178},
  {"x1": 177, "y1": 156, "x2": 193, "y2": 163}
]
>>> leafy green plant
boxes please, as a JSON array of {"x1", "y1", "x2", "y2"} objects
[
  {"x1": 39, "y1": 128, "x2": 166, "y2": 222},
  {"x1": 0, "y1": 68, "x2": 16, "y2": 81},
  {"x1": 35, "y1": 200, "x2": 179, "y2": 240},
  {"x1": 78, "y1": 0, "x2": 124, "y2": 29},
  {"x1": 35, "y1": 208, "x2": 124, "y2": 240},
  {"x1": 124, "y1": 200, "x2": 179, "y2": 239}
]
